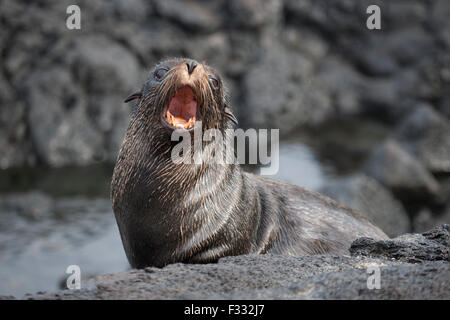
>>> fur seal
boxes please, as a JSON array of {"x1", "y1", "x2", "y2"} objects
[{"x1": 111, "y1": 58, "x2": 388, "y2": 269}]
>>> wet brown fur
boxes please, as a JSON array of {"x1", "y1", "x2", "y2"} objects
[{"x1": 111, "y1": 58, "x2": 388, "y2": 268}]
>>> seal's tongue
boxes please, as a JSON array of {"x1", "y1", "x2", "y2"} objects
[{"x1": 166, "y1": 86, "x2": 197, "y2": 129}]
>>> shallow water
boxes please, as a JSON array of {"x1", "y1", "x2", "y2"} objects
[{"x1": 0, "y1": 194, "x2": 128, "y2": 297}]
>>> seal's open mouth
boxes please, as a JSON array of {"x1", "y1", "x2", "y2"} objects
[{"x1": 164, "y1": 86, "x2": 197, "y2": 130}]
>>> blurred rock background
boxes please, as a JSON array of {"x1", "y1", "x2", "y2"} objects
[{"x1": 0, "y1": 0, "x2": 449, "y2": 297}]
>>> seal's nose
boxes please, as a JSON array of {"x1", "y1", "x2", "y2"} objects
[{"x1": 186, "y1": 59, "x2": 198, "y2": 75}]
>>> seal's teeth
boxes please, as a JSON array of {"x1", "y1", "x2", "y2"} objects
[
  {"x1": 167, "y1": 112, "x2": 175, "y2": 126},
  {"x1": 187, "y1": 117, "x2": 195, "y2": 128},
  {"x1": 165, "y1": 109, "x2": 196, "y2": 129}
]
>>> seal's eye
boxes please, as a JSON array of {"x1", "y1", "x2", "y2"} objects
[
  {"x1": 209, "y1": 77, "x2": 219, "y2": 90},
  {"x1": 154, "y1": 68, "x2": 168, "y2": 81}
]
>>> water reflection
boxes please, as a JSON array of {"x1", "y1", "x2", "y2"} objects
[
  {"x1": 0, "y1": 193, "x2": 128, "y2": 297},
  {"x1": 272, "y1": 142, "x2": 333, "y2": 191}
]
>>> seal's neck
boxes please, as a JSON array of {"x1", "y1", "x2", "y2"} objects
[
  {"x1": 111, "y1": 116, "x2": 261, "y2": 267},
  {"x1": 111, "y1": 116, "x2": 239, "y2": 213}
]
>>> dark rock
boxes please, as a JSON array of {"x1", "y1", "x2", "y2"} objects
[
  {"x1": 282, "y1": 27, "x2": 329, "y2": 61},
  {"x1": 314, "y1": 56, "x2": 365, "y2": 117},
  {"x1": 386, "y1": 27, "x2": 434, "y2": 67},
  {"x1": 21, "y1": 254, "x2": 400, "y2": 299},
  {"x1": 24, "y1": 244, "x2": 450, "y2": 299},
  {"x1": 429, "y1": 0, "x2": 450, "y2": 48},
  {"x1": 422, "y1": 224, "x2": 450, "y2": 247},
  {"x1": 351, "y1": 46, "x2": 398, "y2": 77},
  {"x1": 243, "y1": 40, "x2": 332, "y2": 131},
  {"x1": 385, "y1": 1, "x2": 427, "y2": 29},
  {"x1": 395, "y1": 104, "x2": 450, "y2": 173},
  {"x1": 182, "y1": 33, "x2": 230, "y2": 74},
  {"x1": 284, "y1": 0, "x2": 330, "y2": 28},
  {"x1": 25, "y1": 66, "x2": 104, "y2": 166},
  {"x1": 226, "y1": 30, "x2": 263, "y2": 77},
  {"x1": 223, "y1": 262, "x2": 450, "y2": 300},
  {"x1": 320, "y1": 174, "x2": 411, "y2": 237},
  {"x1": 24, "y1": 35, "x2": 141, "y2": 166},
  {"x1": 0, "y1": 76, "x2": 33, "y2": 168},
  {"x1": 358, "y1": 69, "x2": 427, "y2": 122},
  {"x1": 1, "y1": 0, "x2": 450, "y2": 168},
  {"x1": 438, "y1": 176, "x2": 450, "y2": 207},
  {"x1": 359, "y1": 77, "x2": 401, "y2": 120},
  {"x1": 154, "y1": 0, "x2": 223, "y2": 32},
  {"x1": 228, "y1": 0, "x2": 282, "y2": 29},
  {"x1": 412, "y1": 208, "x2": 450, "y2": 233},
  {"x1": 116, "y1": 23, "x2": 185, "y2": 66},
  {"x1": 364, "y1": 140, "x2": 440, "y2": 202},
  {"x1": 350, "y1": 224, "x2": 450, "y2": 263},
  {"x1": 109, "y1": 0, "x2": 153, "y2": 22},
  {"x1": 284, "y1": 0, "x2": 364, "y2": 34}
]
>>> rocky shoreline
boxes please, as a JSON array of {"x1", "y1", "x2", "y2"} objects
[{"x1": 2, "y1": 224, "x2": 445, "y2": 300}]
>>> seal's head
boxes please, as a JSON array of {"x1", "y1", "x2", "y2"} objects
[{"x1": 125, "y1": 58, "x2": 237, "y2": 133}]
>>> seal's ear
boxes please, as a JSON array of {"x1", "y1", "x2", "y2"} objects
[
  {"x1": 124, "y1": 91, "x2": 142, "y2": 103},
  {"x1": 224, "y1": 107, "x2": 238, "y2": 125}
]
